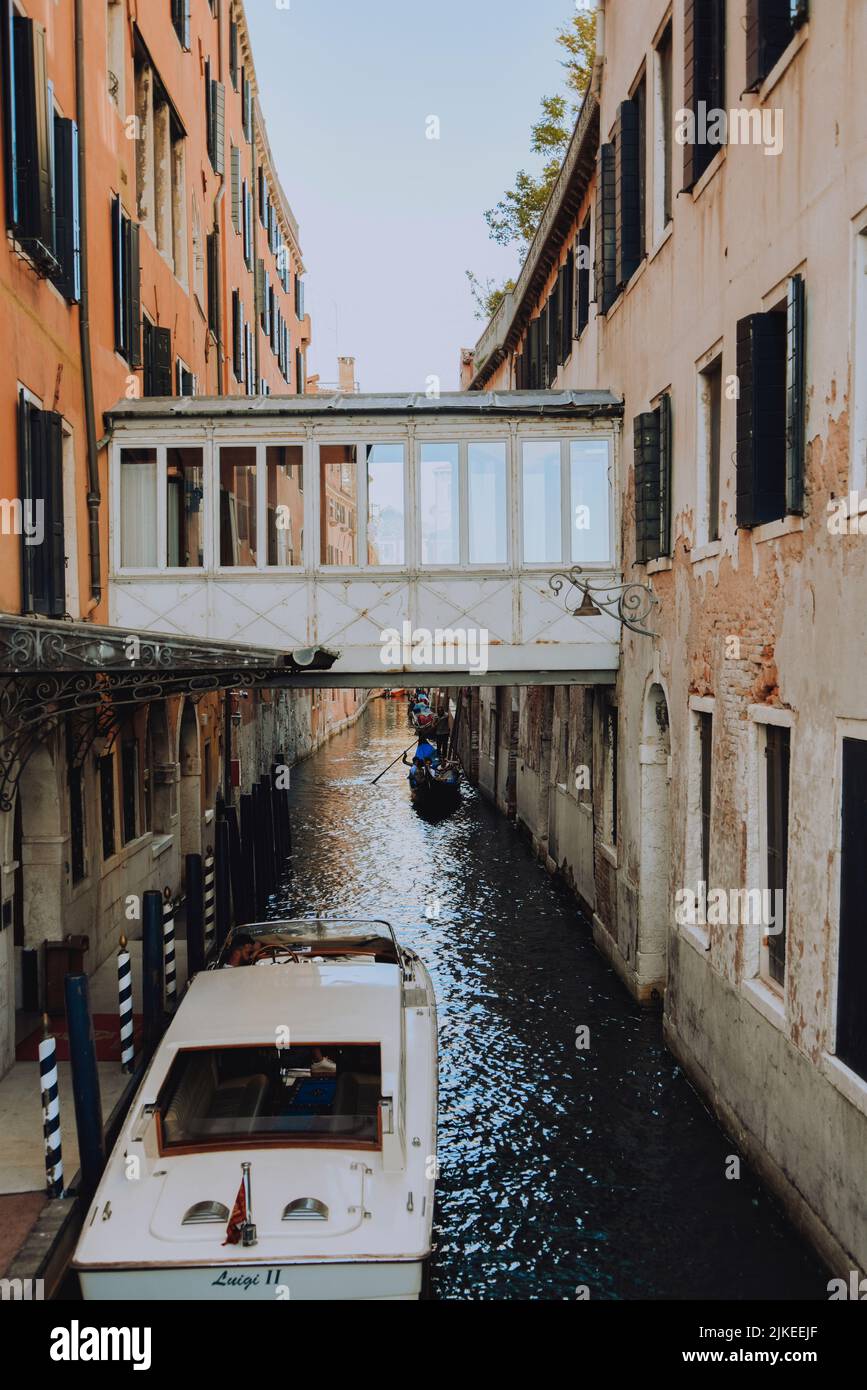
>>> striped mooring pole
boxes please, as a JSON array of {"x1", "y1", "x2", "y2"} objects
[
  {"x1": 118, "y1": 934, "x2": 134, "y2": 1073},
  {"x1": 39, "y1": 1015, "x2": 63, "y2": 1197},
  {"x1": 203, "y1": 847, "x2": 216, "y2": 956},
  {"x1": 162, "y1": 886, "x2": 177, "y2": 1005}
]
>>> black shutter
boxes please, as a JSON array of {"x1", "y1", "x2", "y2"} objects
[
  {"x1": 112, "y1": 195, "x2": 123, "y2": 351},
  {"x1": 785, "y1": 273, "x2": 805, "y2": 514},
  {"x1": 52, "y1": 116, "x2": 80, "y2": 301},
  {"x1": 746, "y1": 0, "x2": 793, "y2": 91},
  {"x1": 736, "y1": 312, "x2": 787, "y2": 526},
  {"x1": 46, "y1": 410, "x2": 65, "y2": 617},
  {"x1": 13, "y1": 17, "x2": 53, "y2": 252},
  {"x1": 837, "y1": 737, "x2": 867, "y2": 1080},
  {"x1": 207, "y1": 230, "x2": 219, "y2": 335},
  {"x1": 596, "y1": 142, "x2": 617, "y2": 313},
  {"x1": 765, "y1": 725, "x2": 790, "y2": 986},
  {"x1": 128, "y1": 219, "x2": 141, "y2": 367},
  {"x1": 634, "y1": 410, "x2": 661, "y2": 565},
  {"x1": 232, "y1": 291, "x2": 242, "y2": 381},
  {"x1": 561, "y1": 255, "x2": 573, "y2": 360},
  {"x1": 528, "y1": 315, "x2": 540, "y2": 389},
  {"x1": 229, "y1": 20, "x2": 238, "y2": 88},
  {"x1": 658, "y1": 392, "x2": 672, "y2": 557},
  {"x1": 549, "y1": 285, "x2": 559, "y2": 378},
  {"x1": 577, "y1": 218, "x2": 591, "y2": 334},
  {"x1": 683, "y1": 0, "x2": 726, "y2": 189},
  {"x1": 2, "y1": 0, "x2": 18, "y2": 229},
  {"x1": 18, "y1": 392, "x2": 36, "y2": 612},
  {"x1": 539, "y1": 302, "x2": 549, "y2": 387},
  {"x1": 153, "y1": 327, "x2": 172, "y2": 397},
  {"x1": 615, "y1": 99, "x2": 641, "y2": 288}
]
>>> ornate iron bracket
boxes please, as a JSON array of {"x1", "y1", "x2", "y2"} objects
[{"x1": 549, "y1": 567, "x2": 660, "y2": 638}]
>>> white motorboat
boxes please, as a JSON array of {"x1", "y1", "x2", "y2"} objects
[{"x1": 73, "y1": 919, "x2": 438, "y2": 1301}]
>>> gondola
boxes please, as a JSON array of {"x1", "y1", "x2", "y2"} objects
[{"x1": 410, "y1": 762, "x2": 461, "y2": 816}]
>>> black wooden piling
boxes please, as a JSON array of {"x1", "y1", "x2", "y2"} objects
[
  {"x1": 142, "y1": 889, "x2": 165, "y2": 1059},
  {"x1": 185, "y1": 853, "x2": 205, "y2": 978},
  {"x1": 65, "y1": 974, "x2": 105, "y2": 1203},
  {"x1": 239, "y1": 792, "x2": 257, "y2": 921},
  {"x1": 214, "y1": 815, "x2": 232, "y2": 952},
  {"x1": 225, "y1": 804, "x2": 248, "y2": 925}
]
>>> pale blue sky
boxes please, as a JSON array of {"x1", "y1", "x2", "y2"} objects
[{"x1": 245, "y1": 0, "x2": 582, "y2": 392}]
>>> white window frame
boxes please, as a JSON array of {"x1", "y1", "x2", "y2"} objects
[
  {"x1": 744, "y1": 704, "x2": 793, "y2": 1003},
  {"x1": 519, "y1": 436, "x2": 613, "y2": 569}
]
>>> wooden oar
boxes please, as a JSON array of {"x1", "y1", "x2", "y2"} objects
[{"x1": 370, "y1": 741, "x2": 419, "y2": 785}]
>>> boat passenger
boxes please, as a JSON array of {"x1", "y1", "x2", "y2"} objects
[{"x1": 223, "y1": 933, "x2": 260, "y2": 968}]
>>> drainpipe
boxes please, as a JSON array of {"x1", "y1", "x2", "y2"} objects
[
  {"x1": 74, "y1": 0, "x2": 102, "y2": 609},
  {"x1": 213, "y1": 0, "x2": 227, "y2": 393}
]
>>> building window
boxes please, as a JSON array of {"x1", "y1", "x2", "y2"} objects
[
  {"x1": 836, "y1": 735, "x2": 867, "y2": 1080},
  {"x1": 142, "y1": 319, "x2": 173, "y2": 397},
  {"x1": 296, "y1": 348, "x2": 304, "y2": 393},
  {"x1": 229, "y1": 19, "x2": 239, "y2": 90},
  {"x1": 266, "y1": 446, "x2": 304, "y2": 566},
  {"x1": 522, "y1": 440, "x2": 560, "y2": 563},
  {"x1": 295, "y1": 276, "x2": 305, "y2": 321},
  {"x1": 614, "y1": 77, "x2": 646, "y2": 288},
  {"x1": 232, "y1": 290, "x2": 246, "y2": 383},
  {"x1": 99, "y1": 753, "x2": 116, "y2": 861},
  {"x1": 69, "y1": 762, "x2": 86, "y2": 885},
  {"x1": 420, "y1": 442, "x2": 459, "y2": 565},
  {"x1": 53, "y1": 115, "x2": 81, "y2": 302},
  {"x1": 205, "y1": 59, "x2": 225, "y2": 174},
  {"x1": 2, "y1": 14, "x2": 53, "y2": 265},
  {"x1": 736, "y1": 275, "x2": 805, "y2": 527},
  {"x1": 363, "y1": 443, "x2": 404, "y2": 566},
  {"x1": 601, "y1": 698, "x2": 618, "y2": 848},
  {"x1": 112, "y1": 195, "x2": 142, "y2": 365},
  {"x1": 698, "y1": 711, "x2": 713, "y2": 886},
  {"x1": 763, "y1": 724, "x2": 790, "y2": 987},
  {"x1": 697, "y1": 355, "x2": 722, "y2": 544},
  {"x1": 119, "y1": 447, "x2": 158, "y2": 568},
  {"x1": 468, "y1": 441, "x2": 507, "y2": 565},
  {"x1": 167, "y1": 448, "x2": 204, "y2": 567},
  {"x1": 171, "y1": 0, "x2": 191, "y2": 49},
  {"x1": 207, "y1": 231, "x2": 220, "y2": 337},
  {"x1": 682, "y1": 0, "x2": 726, "y2": 191},
  {"x1": 576, "y1": 215, "x2": 591, "y2": 336},
  {"x1": 121, "y1": 739, "x2": 139, "y2": 845},
  {"x1": 17, "y1": 392, "x2": 66, "y2": 617},
  {"x1": 220, "y1": 447, "x2": 258, "y2": 566},
  {"x1": 176, "y1": 361, "x2": 196, "y2": 397},
  {"x1": 746, "y1": 0, "x2": 808, "y2": 91},
  {"x1": 570, "y1": 439, "x2": 611, "y2": 563},
  {"x1": 634, "y1": 394, "x2": 672, "y2": 563},
  {"x1": 653, "y1": 19, "x2": 673, "y2": 240},
  {"x1": 319, "y1": 446, "x2": 358, "y2": 566}
]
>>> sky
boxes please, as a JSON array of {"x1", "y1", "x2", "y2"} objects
[{"x1": 244, "y1": 0, "x2": 582, "y2": 392}]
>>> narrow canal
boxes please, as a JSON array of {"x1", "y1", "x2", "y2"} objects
[{"x1": 273, "y1": 696, "x2": 826, "y2": 1301}]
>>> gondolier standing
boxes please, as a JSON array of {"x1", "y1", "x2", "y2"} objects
[{"x1": 435, "y1": 706, "x2": 450, "y2": 761}]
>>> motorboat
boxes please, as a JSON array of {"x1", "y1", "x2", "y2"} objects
[{"x1": 73, "y1": 919, "x2": 438, "y2": 1300}]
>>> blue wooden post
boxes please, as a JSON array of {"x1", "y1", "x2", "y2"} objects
[{"x1": 64, "y1": 974, "x2": 105, "y2": 1203}]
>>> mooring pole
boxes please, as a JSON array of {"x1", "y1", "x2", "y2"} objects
[
  {"x1": 64, "y1": 974, "x2": 104, "y2": 1204},
  {"x1": 162, "y1": 886, "x2": 177, "y2": 1006},
  {"x1": 251, "y1": 781, "x2": 269, "y2": 915},
  {"x1": 225, "y1": 804, "x2": 248, "y2": 925},
  {"x1": 203, "y1": 846, "x2": 216, "y2": 956},
  {"x1": 239, "y1": 792, "x2": 256, "y2": 921},
  {"x1": 214, "y1": 815, "x2": 232, "y2": 953},
  {"x1": 142, "y1": 890, "x2": 165, "y2": 1060},
  {"x1": 39, "y1": 1015, "x2": 64, "y2": 1197},
  {"x1": 185, "y1": 853, "x2": 205, "y2": 979},
  {"x1": 117, "y1": 935, "x2": 134, "y2": 1073}
]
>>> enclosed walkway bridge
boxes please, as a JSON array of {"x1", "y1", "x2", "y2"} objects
[{"x1": 106, "y1": 391, "x2": 626, "y2": 685}]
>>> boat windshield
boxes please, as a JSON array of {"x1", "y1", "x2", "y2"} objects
[
  {"x1": 216, "y1": 919, "x2": 401, "y2": 966},
  {"x1": 157, "y1": 1043, "x2": 382, "y2": 1152}
]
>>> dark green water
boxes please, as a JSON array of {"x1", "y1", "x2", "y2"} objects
[{"x1": 273, "y1": 697, "x2": 826, "y2": 1301}]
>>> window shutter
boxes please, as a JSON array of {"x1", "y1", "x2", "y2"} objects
[
  {"x1": 551, "y1": 274, "x2": 562, "y2": 373},
  {"x1": 634, "y1": 410, "x2": 661, "y2": 565},
  {"x1": 538, "y1": 302, "x2": 549, "y2": 387},
  {"x1": 658, "y1": 392, "x2": 672, "y2": 557},
  {"x1": 112, "y1": 195, "x2": 124, "y2": 352},
  {"x1": 561, "y1": 255, "x2": 573, "y2": 360},
  {"x1": 615, "y1": 99, "x2": 641, "y2": 288},
  {"x1": 31, "y1": 21, "x2": 53, "y2": 253},
  {"x1": 528, "y1": 316, "x2": 540, "y2": 389},
  {"x1": 46, "y1": 410, "x2": 65, "y2": 617},
  {"x1": 736, "y1": 312, "x2": 787, "y2": 527},
  {"x1": 786, "y1": 273, "x2": 806, "y2": 515},
  {"x1": 52, "y1": 116, "x2": 80, "y2": 301},
  {"x1": 231, "y1": 146, "x2": 240, "y2": 231},
  {"x1": 683, "y1": 0, "x2": 725, "y2": 189},
  {"x1": 232, "y1": 291, "x2": 241, "y2": 381},
  {"x1": 206, "y1": 230, "x2": 219, "y2": 335},
  {"x1": 184, "y1": 0, "x2": 191, "y2": 49},
  {"x1": 577, "y1": 219, "x2": 591, "y2": 334},
  {"x1": 128, "y1": 219, "x2": 142, "y2": 368},
  {"x1": 153, "y1": 327, "x2": 172, "y2": 396},
  {"x1": 229, "y1": 20, "x2": 238, "y2": 88},
  {"x1": 212, "y1": 80, "x2": 225, "y2": 175},
  {"x1": 682, "y1": 0, "x2": 700, "y2": 190},
  {"x1": 255, "y1": 256, "x2": 265, "y2": 319},
  {"x1": 3, "y1": 2, "x2": 18, "y2": 229},
  {"x1": 595, "y1": 143, "x2": 617, "y2": 313},
  {"x1": 18, "y1": 392, "x2": 36, "y2": 612}
]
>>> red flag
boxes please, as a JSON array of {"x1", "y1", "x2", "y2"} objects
[{"x1": 223, "y1": 1176, "x2": 247, "y2": 1246}]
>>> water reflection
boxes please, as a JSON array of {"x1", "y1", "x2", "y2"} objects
[{"x1": 272, "y1": 698, "x2": 825, "y2": 1301}]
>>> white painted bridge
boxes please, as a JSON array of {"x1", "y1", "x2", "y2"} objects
[{"x1": 106, "y1": 392, "x2": 625, "y2": 684}]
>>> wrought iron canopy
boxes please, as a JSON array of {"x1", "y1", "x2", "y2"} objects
[{"x1": 549, "y1": 567, "x2": 659, "y2": 638}]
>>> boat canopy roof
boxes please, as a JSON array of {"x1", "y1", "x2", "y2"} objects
[
  {"x1": 167, "y1": 958, "x2": 403, "y2": 1051},
  {"x1": 220, "y1": 918, "x2": 402, "y2": 962}
]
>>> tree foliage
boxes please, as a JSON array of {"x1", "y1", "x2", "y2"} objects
[
  {"x1": 485, "y1": 9, "x2": 596, "y2": 248},
  {"x1": 465, "y1": 271, "x2": 517, "y2": 323}
]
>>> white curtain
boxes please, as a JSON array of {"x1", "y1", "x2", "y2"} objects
[{"x1": 121, "y1": 459, "x2": 158, "y2": 567}]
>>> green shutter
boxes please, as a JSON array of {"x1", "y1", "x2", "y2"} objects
[
  {"x1": 785, "y1": 273, "x2": 806, "y2": 514},
  {"x1": 736, "y1": 312, "x2": 787, "y2": 526},
  {"x1": 634, "y1": 410, "x2": 661, "y2": 565}
]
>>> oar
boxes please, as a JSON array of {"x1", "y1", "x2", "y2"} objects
[{"x1": 370, "y1": 741, "x2": 418, "y2": 785}]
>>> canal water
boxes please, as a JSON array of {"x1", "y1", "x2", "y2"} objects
[{"x1": 272, "y1": 697, "x2": 826, "y2": 1301}]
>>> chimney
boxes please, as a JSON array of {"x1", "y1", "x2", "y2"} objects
[{"x1": 337, "y1": 356, "x2": 356, "y2": 393}]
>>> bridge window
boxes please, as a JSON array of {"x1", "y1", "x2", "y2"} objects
[
  {"x1": 570, "y1": 439, "x2": 611, "y2": 563},
  {"x1": 120, "y1": 448, "x2": 158, "y2": 568},
  {"x1": 167, "y1": 449, "x2": 204, "y2": 568},
  {"x1": 320, "y1": 445, "x2": 358, "y2": 565},
  {"x1": 468, "y1": 441, "x2": 508, "y2": 564},
  {"x1": 220, "y1": 447, "x2": 258, "y2": 567},
  {"x1": 522, "y1": 441, "x2": 562, "y2": 563},
  {"x1": 420, "y1": 443, "x2": 460, "y2": 565},
  {"x1": 266, "y1": 445, "x2": 304, "y2": 566},
  {"x1": 366, "y1": 444, "x2": 405, "y2": 565}
]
